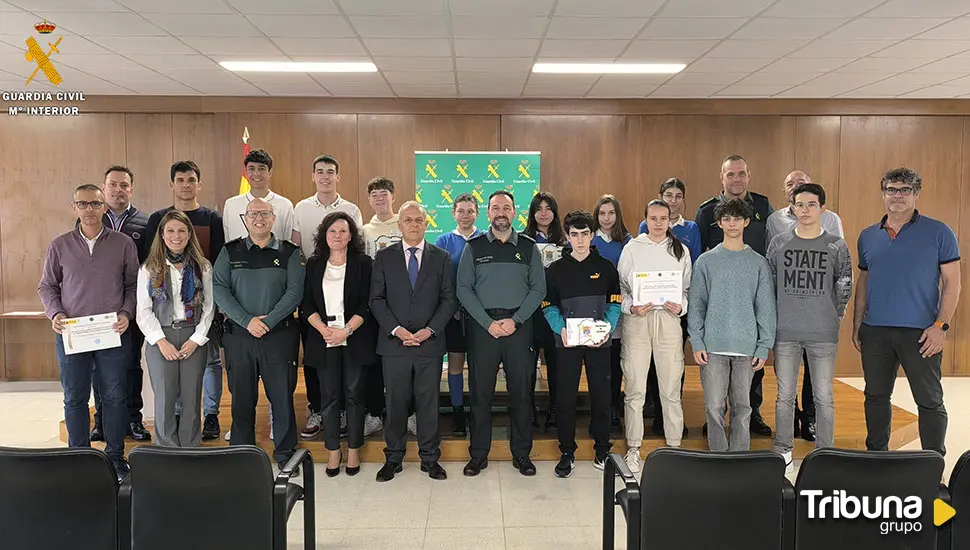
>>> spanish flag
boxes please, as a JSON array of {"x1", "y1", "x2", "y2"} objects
[{"x1": 239, "y1": 127, "x2": 251, "y2": 195}]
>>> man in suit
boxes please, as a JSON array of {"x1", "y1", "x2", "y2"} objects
[{"x1": 370, "y1": 201, "x2": 457, "y2": 482}]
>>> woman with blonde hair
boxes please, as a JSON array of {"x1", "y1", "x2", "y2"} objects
[{"x1": 136, "y1": 210, "x2": 214, "y2": 447}]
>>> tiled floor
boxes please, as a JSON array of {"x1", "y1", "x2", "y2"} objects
[{"x1": 2, "y1": 377, "x2": 968, "y2": 549}]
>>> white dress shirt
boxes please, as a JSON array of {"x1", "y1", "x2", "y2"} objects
[
  {"x1": 322, "y1": 261, "x2": 347, "y2": 347},
  {"x1": 293, "y1": 193, "x2": 363, "y2": 259},
  {"x1": 79, "y1": 227, "x2": 105, "y2": 254},
  {"x1": 136, "y1": 262, "x2": 215, "y2": 347}
]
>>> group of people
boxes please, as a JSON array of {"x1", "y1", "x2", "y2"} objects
[{"x1": 37, "y1": 150, "x2": 959, "y2": 482}]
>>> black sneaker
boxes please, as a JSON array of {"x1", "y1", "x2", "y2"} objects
[
  {"x1": 113, "y1": 459, "x2": 130, "y2": 483},
  {"x1": 554, "y1": 454, "x2": 575, "y2": 478},
  {"x1": 202, "y1": 414, "x2": 220, "y2": 440},
  {"x1": 593, "y1": 453, "x2": 608, "y2": 471}
]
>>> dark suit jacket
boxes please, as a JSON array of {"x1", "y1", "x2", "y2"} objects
[
  {"x1": 301, "y1": 252, "x2": 378, "y2": 368},
  {"x1": 369, "y1": 241, "x2": 456, "y2": 358}
]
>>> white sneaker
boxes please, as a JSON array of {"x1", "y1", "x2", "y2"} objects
[
  {"x1": 224, "y1": 428, "x2": 231, "y2": 441},
  {"x1": 624, "y1": 448, "x2": 642, "y2": 474},
  {"x1": 407, "y1": 414, "x2": 418, "y2": 436},
  {"x1": 363, "y1": 414, "x2": 384, "y2": 436},
  {"x1": 782, "y1": 451, "x2": 794, "y2": 475}
]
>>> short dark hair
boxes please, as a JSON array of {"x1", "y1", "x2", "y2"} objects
[
  {"x1": 881, "y1": 167, "x2": 922, "y2": 193},
  {"x1": 792, "y1": 183, "x2": 826, "y2": 206},
  {"x1": 244, "y1": 148, "x2": 273, "y2": 170},
  {"x1": 311, "y1": 211, "x2": 364, "y2": 262},
  {"x1": 660, "y1": 177, "x2": 686, "y2": 196},
  {"x1": 170, "y1": 160, "x2": 201, "y2": 182},
  {"x1": 723, "y1": 154, "x2": 746, "y2": 165},
  {"x1": 563, "y1": 210, "x2": 594, "y2": 233},
  {"x1": 453, "y1": 192, "x2": 477, "y2": 211},
  {"x1": 104, "y1": 165, "x2": 134, "y2": 183},
  {"x1": 312, "y1": 154, "x2": 339, "y2": 174},
  {"x1": 488, "y1": 190, "x2": 514, "y2": 205},
  {"x1": 75, "y1": 183, "x2": 103, "y2": 195},
  {"x1": 366, "y1": 177, "x2": 395, "y2": 195},
  {"x1": 714, "y1": 197, "x2": 753, "y2": 221}
]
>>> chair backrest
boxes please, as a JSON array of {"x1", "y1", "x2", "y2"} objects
[
  {"x1": 0, "y1": 446, "x2": 119, "y2": 550},
  {"x1": 949, "y1": 450, "x2": 970, "y2": 550},
  {"x1": 127, "y1": 445, "x2": 275, "y2": 550},
  {"x1": 794, "y1": 448, "x2": 944, "y2": 550},
  {"x1": 639, "y1": 448, "x2": 790, "y2": 550}
]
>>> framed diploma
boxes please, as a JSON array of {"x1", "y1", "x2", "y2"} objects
[
  {"x1": 536, "y1": 243, "x2": 564, "y2": 268},
  {"x1": 633, "y1": 270, "x2": 683, "y2": 307},
  {"x1": 62, "y1": 313, "x2": 122, "y2": 355},
  {"x1": 565, "y1": 318, "x2": 611, "y2": 347}
]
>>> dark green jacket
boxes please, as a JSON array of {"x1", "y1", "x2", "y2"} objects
[{"x1": 213, "y1": 235, "x2": 304, "y2": 330}]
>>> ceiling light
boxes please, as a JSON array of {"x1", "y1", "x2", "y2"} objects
[
  {"x1": 532, "y1": 63, "x2": 685, "y2": 74},
  {"x1": 219, "y1": 61, "x2": 378, "y2": 73}
]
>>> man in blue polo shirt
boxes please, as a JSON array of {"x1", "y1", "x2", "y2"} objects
[{"x1": 852, "y1": 167, "x2": 961, "y2": 456}]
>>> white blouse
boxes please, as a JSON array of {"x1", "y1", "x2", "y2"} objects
[
  {"x1": 322, "y1": 261, "x2": 347, "y2": 347},
  {"x1": 136, "y1": 261, "x2": 215, "y2": 347}
]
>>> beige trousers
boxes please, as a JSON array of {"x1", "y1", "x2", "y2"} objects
[{"x1": 620, "y1": 309, "x2": 685, "y2": 447}]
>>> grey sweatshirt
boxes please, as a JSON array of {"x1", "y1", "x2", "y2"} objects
[
  {"x1": 767, "y1": 228, "x2": 853, "y2": 343},
  {"x1": 687, "y1": 244, "x2": 777, "y2": 360}
]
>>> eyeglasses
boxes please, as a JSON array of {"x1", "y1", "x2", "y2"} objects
[
  {"x1": 661, "y1": 193, "x2": 684, "y2": 202},
  {"x1": 244, "y1": 211, "x2": 275, "y2": 220},
  {"x1": 74, "y1": 201, "x2": 104, "y2": 210},
  {"x1": 793, "y1": 202, "x2": 820, "y2": 210},
  {"x1": 883, "y1": 186, "x2": 914, "y2": 197}
]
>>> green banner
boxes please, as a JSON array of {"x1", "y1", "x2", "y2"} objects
[{"x1": 415, "y1": 151, "x2": 541, "y2": 242}]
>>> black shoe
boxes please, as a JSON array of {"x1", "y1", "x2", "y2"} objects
[
  {"x1": 593, "y1": 452, "x2": 608, "y2": 471},
  {"x1": 452, "y1": 406, "x2": 467, "y2": 437},
  {"x1": 750, "y1": 415, "x2": 773, "y2": 437},
  {"x1": 421, "y1": 461, "x2": 448, "y2": 480},
  {"x1": 128, "y1": 421, "x2": 151, "y2": 441},
  {"x1": 202, "y1": 414, "x2": 220, "y2": 441},
  {"x1": 376, "y1": 462, "x2": 402, "y2": 482},
  {"x1": 554, "y1": 454, "x2": 574, "y2": 478},
  {"x1": 801, "y1": 419, "x2": 817, "y2": 442},
  {"x1": 463, "y1": 457, "x2": 488, "y2": 477},
  {"x1": 90, "y1": 425, "x2": 104, "y2": 442},
  {"x1": 544, "y1": 407, "x2": 558, "y2": 429},
  {"x1": 512, "y1": 456, "x2": 537, "y2": 476},
  {"x1": 326, "y1": 453, "x2": 342, "y2": 478},
  {"x1": 113, "y1": 459, "x2": 130, "y2": 483}
]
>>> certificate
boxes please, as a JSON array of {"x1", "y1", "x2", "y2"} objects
[
  {"x1": 565, "y1": 318, "x2": 611, "y2": 347},
  {"x1": 633, "y1": 270, "x2": 683, "y2": 307},
  {"x1": 536, "y1": 243, "x2": 564, "y2": 268},
  {"x1": 62, "y1": 313, "x2": 122, "y2": 355}
]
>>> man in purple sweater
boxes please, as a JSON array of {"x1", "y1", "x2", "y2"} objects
[{"x1": 38, "y1": 184, "x2": 140, "y2": 481}]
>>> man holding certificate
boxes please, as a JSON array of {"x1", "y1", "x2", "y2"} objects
[
  {"x1": 540, "y1": 210, "x2": 621, "y2": 478},
  {"x1": 38, "y1": 184, "x2": 140, "y2": 481}
]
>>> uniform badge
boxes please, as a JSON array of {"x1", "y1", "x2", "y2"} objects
[
  {"x1": 273, "y1": 258, "x2": 280, "y2": 266},
  {"x1": 755, "y1": 213, "x2": 761, "y2": 221},
  {"x1": 132, "y1": 232, "x2": 140, "y2": 239},
  {"x1": 515, "y1": 252, "x2": 522, "y2": 260}
]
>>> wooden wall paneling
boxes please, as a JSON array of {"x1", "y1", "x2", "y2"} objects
[
  {"x1": 0, "y1": 114, "x2": 127, "y2": 311},
  {"x1": 124, "y1": 114, "x2": 175, "y2": 214},
  {"x1": 356, "y1": 115, "x2": 501, "y2": 219},
  {"x1": 836, "y1": 116, "x2": 966, "y2": 376},
  {"x1": 639, "y1": 116, "x2": 797, "y2": 220},
  {"x1": 172, "y1": 114, "x2": 219, "y2": 212},
  {"x1": 794, "y1": 116, "x2": 842, "y2": 211},
  {"x1": 221, "y1": 114, "x2": 360, "y2": 215},
  {"x1": 3, "y1": 319, "x2": 57, "y2": 381},
  {"x1": 499, "y1": 115, "x2": 642, "y2": 225},
  {"x1": 951, "y1": 117, "x2": 970, "y2": 376}
]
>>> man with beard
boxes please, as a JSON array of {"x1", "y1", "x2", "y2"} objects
[{"x1": 457, "y1": 191, "x2": 546, "y2": 477}]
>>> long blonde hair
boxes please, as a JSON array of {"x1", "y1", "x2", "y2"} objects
[{"x1": 145, "y1": 210, "x2": 209, "y2": 278}]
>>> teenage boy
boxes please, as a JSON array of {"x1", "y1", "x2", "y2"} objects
[
  {"x1": 688, "y1": 198, "x2": 776, "y2": 452},
  {"x1": 542, "y1": 210, "x2": 621, "y2": 477},
  {"x1": 767, "y1": 183, "x2": 852, "y2": 473}
]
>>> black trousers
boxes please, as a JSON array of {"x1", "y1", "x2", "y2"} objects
[
  {"x1": 383, "y1": 355, "x2": 442, "y2": 464},
  {"x1": 224, "y1": 325, "x2": 299, "y2": 463},
  {"x1": 318, "y1": 346, "x2": 365, "y2": 451},
  {"x1": 93, "y1": 325, "x2": 145, "y2": 426},
  {"x1": 299, "y1": 319, "x2": 321, "y2": 414},
  {"x1": 859, "y1": 324, "x2": 947, "y2": 455},
  {"x1": 364, "y1": 362, "x2": 386, "y2": 417},
  {"x1": 610, "y1": 339, "x2": 622, "y2": 411},
  {"x1": 532, "y1": 318, "x2": 559, "y2": 413},
  {"x1": 557, "y1": 346, "x2": 612, "y2": 456},
  {"x1": 468, "y1": 317, "x2": 534, "y2": 460}
]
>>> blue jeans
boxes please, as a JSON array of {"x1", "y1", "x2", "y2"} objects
[
  {"x1": 56, "y1": 331, "x2": 130, "y2": 462},
  {"x1": 175, "y1": 341, "x2": 223, "y2": 417}
]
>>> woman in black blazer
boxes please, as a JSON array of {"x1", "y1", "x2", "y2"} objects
[{"x1": 301, "y1": 211, "x2": 378, "y2": 477}]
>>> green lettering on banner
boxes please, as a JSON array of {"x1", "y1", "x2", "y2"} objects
[{"x1": 414, "y1": 151, "x2": 541, "y2": 242}]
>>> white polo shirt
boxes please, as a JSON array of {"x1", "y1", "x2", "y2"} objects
[
  {"x1": 293, "y1": 193, "x2": 363, "y2": 259},
  {"x1": 222, "y1": 190, "x2": 295, "y2": 243}
]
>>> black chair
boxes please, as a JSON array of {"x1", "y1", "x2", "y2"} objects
[
  {"x1": 120, "y1": 445, "x2": 314, "y2": 550},
  {"x1": 0, "y1": 446, "x2": 120, "y2": 550},
  {"x1": 794, "y1": 448, "x2": 945, "y2": 550},
  {"x1": 604, "y1": 448, "x2": 794, "y2": 550},
  {"x1": 946, "y1": 450, "x2": 970, "y2": 550}
]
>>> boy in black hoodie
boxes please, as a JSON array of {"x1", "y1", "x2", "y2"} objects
[{"x1": 542, "y1": 210, "x2": 622, "y2": 477}]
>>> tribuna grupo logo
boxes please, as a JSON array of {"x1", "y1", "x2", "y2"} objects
[{"x1": 800, "y1": 489, "x2": 955, "y2": 536}]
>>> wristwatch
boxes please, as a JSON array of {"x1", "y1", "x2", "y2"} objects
[
  {"x1": 345, "y1": 326, "x2": 355, "y2": 336},
  {"x1": 934, "y1": 320, "x2": 950, "y2": 331}
]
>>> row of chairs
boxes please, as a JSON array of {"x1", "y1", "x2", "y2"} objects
[
  {"x1": 0, "y1": 445, "x2": 315, "y2": 550},
  {"x1": 604, "y1": 447, "x2": 970, "y2": 550}
]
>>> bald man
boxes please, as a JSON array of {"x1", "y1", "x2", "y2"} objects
[
  {"x1": 213, "y1": 198, "x2": 305, "y2": 470},
  {"x1": 765, "y1": 171, "x2": 845, "y2": 442}
]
